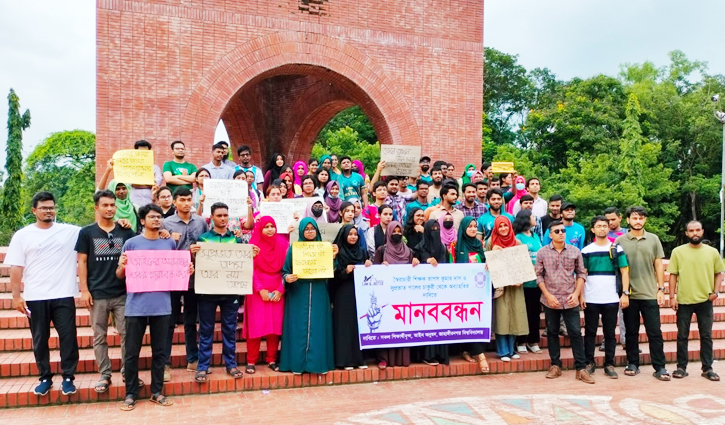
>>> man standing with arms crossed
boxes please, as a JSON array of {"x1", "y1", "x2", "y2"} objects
[
  {"x1": 615, "y1": 206, "x2": 670, "y2": 381},
  {"x1": 76, "y1": 190, "x2": 137, "y2": 394},
  {"x1": 162, "y1": 141, "x2": 197, "y2": 194},
  {"x1": 668, "y1": 220, "x2": 723, "y2": 381}
]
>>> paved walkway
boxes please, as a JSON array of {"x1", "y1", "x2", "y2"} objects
[{"x1": 1, "y1": 362, "x2": 723, "y2": 424}]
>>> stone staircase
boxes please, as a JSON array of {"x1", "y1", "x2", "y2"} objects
[{"x1": 0, "y1": 247, "x2": 723, "y2": 408}]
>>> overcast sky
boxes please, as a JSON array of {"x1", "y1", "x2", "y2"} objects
[{"x1": 0, "y1": 1, "x2": 722, "y2": 166}]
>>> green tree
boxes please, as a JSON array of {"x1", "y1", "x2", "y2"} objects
[
  {"x1": 1, "y1": 89, "x2": 31, "y2": 242},
  {"x1": 312, "y1": 126, "x2": 380, "y2": 171}
]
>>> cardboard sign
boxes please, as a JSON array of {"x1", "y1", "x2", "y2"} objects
[
  {"x1": 380, "y1": 145, "x2": 422, "y2": 177},
  {"x1": 483, "y1": 245, "x2": 537, "y2": 288},
  {"x1": 292, "y1": 242, "x2": 334, "y2": 279},
  {"x1": 194, "y1": 243, "x2": 254, "y2": 295},
  {"x1": 281, "y1": 197, "x2": 321, "y2": 220},
  {"x1": 112, "y1": 150, "x2": 155, "y2": 185},
  {"x1": 491, "y1": 162, "x2": 515, "y2": 173},
  {"x1": 289, "y1": 222, "x2": 342, "y2": 244},
  {"x1": 202, "y1": 179, "x2": 248, "y2": 218},
  {"x1": 258, "y1": 201, "x2": 295, "y2": 234},
  {"x1": 125, "y1": 250, "x2": 190, "y2": 293}
]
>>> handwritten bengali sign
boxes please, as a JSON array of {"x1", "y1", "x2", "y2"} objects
[
  {"x1": 125, "y1": 250, "x2": 190, "y2": 293},
  {"x1": 202, "y1": 179, "x2": 248, "y2": 218},
  {"x1": 491, "y1": 162, "x2": 515, "y2": 173},
  {"x1": 112, "y1": 150, "x2": 155, "y2": 185},
  {"x1": 292, "y1": 242, "x2": 334, "y2": 279},
  {"x1": 380, "y1": 145, "x2": 422, "y2": 177},
  {"x1": 194, "y1": 243, "x2": 254, "y2": 295},
  {"x1": 258, "y1": 201, "x2": 294, "y2": 234},
  {"x1": 281, "y1": 197, "x2": 321, "y2": 220},
  {"x1": 289, "y1": 222, "x2": 342, "y2": 244},
  {"x1": 483, "y1": 245, "x2": 537, "y2": 288},
  {"x1": 353, "y1": 264, "x2": 491, "y2": 349}
]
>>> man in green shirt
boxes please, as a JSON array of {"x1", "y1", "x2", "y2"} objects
[
  {"x1": 162, "y1": 141, "x2": 197, "y2": 194},
  {"x1": 615, "y1": 206, "x2": 670, "y2": 381},
  {"x1": 668, "y1": 220, "x2": 724, "y2": 381}
]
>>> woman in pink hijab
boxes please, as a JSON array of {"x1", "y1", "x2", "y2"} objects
[
  {"x1": 292, "y1": 161, "x2": 307, "y2": 195},
  {"x1": 352, "y1": 160, "x2": 369, "y2": 185},
  {"x1": 506, "y1": 175, "x2": 528, "y2": 215}
]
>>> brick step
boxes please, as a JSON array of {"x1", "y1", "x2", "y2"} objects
[
  {"x1": 538, "y1": 306, "x2": 725, "y2": 328},
  {"x1": 0, "y1": 247, "x2": 7, "y2": 263},
  {"x1": 0, "y1": 339, "x2": 723, "y2": 408},
  {"x1": 0, "y1": 278, "x2": 10, "y2": 293},
  {"x1": 0, "y1": 339, "x2": 271, "y2": 378},
  {"x1": 0, "y1": 264, "x2": 9, "y2": 278},
  {"x1": 0, "y1": 323, "x2": 238, "y2": 352}
]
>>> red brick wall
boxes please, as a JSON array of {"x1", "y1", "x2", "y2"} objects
[{"x1": 96, "y1": 0, "x2": 484, "y2": 177}]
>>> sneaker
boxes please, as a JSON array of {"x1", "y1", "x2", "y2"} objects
[
  {"x1": 512, "y1": 354, "x2": 521, "y2": 359},
  {"x1": 164, "y1": 365, "x2": 172, "y2": 382},
  {"x1": 604, "y1": 365, "x2": 619, "y2": 379},
  {"x1": 542, "y1": 329, "x2": 548, "y2": 337},
  {"x1": 526, "y1": 343, "x2": 542, "y2": 354},
  {"x1": 501, "y1": 356, "x2": 511, "y2": 362},
  {"x1": 423, "y1": 360, "x2": 439, "y2": 366},
  {"x1": 585, "y1": 363, "x2": 595, "y2": 375},
  {"x1": 61, "y1": 378, "x2": 77, "y2": 395},
  {"x1": 186, "y1": 361, "x2": 198, "y2": 372},
  {"x1": 576, "y1": 369, "x2": 595, "y2": 384},
  {"x1": 34, "y1": 379, "x2": 52, "y2": 396},
  {"x1": 559, "y1": 325, "x2": 568, "y2": 336},
  {"x1": 599, "y1": 343, "x2": 605, "y2": 352},
  {"x1": 344, "y1": 366, "x2": 354, "y2": 371},
  {"x1": 516, "y1": 345, "x2": 528, "y2": 353},
  {"x1": 358, "y1": 365, "x2": 368, "y2": 370}
]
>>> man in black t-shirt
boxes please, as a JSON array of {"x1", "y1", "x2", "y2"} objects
[{"x1": 75, "y1": 190, "x2": 136, "y2": 394}]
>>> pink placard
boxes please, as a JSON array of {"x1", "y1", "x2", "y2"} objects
[{"x1": 125, "y1": 250, "x2": 191, "y2": 293}]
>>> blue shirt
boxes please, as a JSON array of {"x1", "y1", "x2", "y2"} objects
[
  {"x1": 337, "y1": 172, "x2": 366, "y2": 201},
  {"x1": 476, "y1": 211, "x2": 515, "y2": 240},
  {"x1": 122, "y1": 236, "x2": 177, "y2": 317},
  {"x1": 543, "y1": 222, "x2": 586, "y2": 249}
]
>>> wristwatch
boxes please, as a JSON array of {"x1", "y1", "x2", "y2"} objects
[{"x1": 658, "y1": 287, "x2": 666, "y2": 293}]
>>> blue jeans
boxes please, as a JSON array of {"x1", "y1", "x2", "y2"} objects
[
  {"x1": 197, "y1": 295, "x2": 239, "y2": 372},
  {"x1": 496, "y1": 334, "x2": 516, "y2": 358}
]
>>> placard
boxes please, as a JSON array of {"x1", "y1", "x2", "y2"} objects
[
  {"x1": 258, "y1": 201, "x2": 294, "y2": 234},
  {"x1": 194, "y1": 243, "x2": 254, "y2": 295},
  {"x1": 380, "y1": 145, "x2": 422, "y2": 177},
  {"x1": 353, "y1": 264, "x2": 491, "y2": 349},
  {"x1": 125, "y1": 250, "x2": 190, "y2": 293},
  {"x1": 289, "y1": 222, "x2": 342, "y2": 244},
  {"x1": 112, "y1": 150, "x2": 155, "y2": 185},
  {"x1": 491, "y1": 162, "x2": 515, "y2": 173},
  {"x1": 202, "y1": 179, "x2": 248, "y2": 218},
  {"x1": 483, "y1": 245, "x2": 537, "y2": 288},
  {"x1": 292, "y1": 242, "x2": 334, "y2": 279},
  {"x1": 281, "y1": 197, "x2": 321, "y2": 220}
]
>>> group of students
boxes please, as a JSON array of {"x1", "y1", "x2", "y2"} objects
[{"x1": 6, "y1": 140, "x2": 723, "y2": 411}]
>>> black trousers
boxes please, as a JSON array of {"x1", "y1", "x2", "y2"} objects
[
  {"x1": 125, "y1": 315, "x2": 171, "y2": 398},
  {"x1": 544, "y1": 306, "x2": 586, "y2": 370},
  {"x1": 517, "y1": 287, "x2": 542, "y2": 345},
  {"x1": 26, "y1": 297, "x2": 79, "y2": 381},
  {"x1": 676, "y1": 300, "x2": 714, "y2": 372},
  {"x1": 583, "y1": 302, "x2": 619, "y2": 367},
  {"x1": 623, "y1": 298, "x2": 666, "y2": 371},
  {"x1": 167, "y1": 289, "x2": 199, "y2": 365}
]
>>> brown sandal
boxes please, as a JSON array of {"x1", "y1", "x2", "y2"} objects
[
  {"x1": 150, "y1": 393, "x2": 173, "y2": 406},
  {"x1": 476, "y1": 354, "x2": 490, "y2": 373},
  {"x1": 119, "y1": 396, "x2": 136, "y2": 411},
  {"x1": 462, "y1": 351, "x2": 477, "y2": 363}
]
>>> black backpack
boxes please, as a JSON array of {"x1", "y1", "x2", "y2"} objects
[{"x1": 609, "y1": 243, "x2": 623, "y2": 297}]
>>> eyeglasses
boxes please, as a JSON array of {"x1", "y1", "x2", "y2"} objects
[
  {"x1": 36, "y1": 207, "x2": 55, "y2": 212},
  {"x1": 145, "y1": 215, "x2": 163, "y2": 220},
  {"x1": 551, "y1": 229, "x2": 566, "y2": 234}
]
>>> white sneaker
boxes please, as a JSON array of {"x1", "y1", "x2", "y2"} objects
[
  {"x1": 501, "y1": 356, "x2": 511, "y2": 362},
  {"x1": 517, "y1": 345, "x2": 528, "y2": 353},
  {"x1": 512, "y1": 354, "x2": 521, "y2": 359},
  {"x1": 527, "y1": 344, "x2": 542, "y2": 354}
]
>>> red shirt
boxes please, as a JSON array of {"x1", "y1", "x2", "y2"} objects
[{"x1": 363, "y1": 205, "x2": 381, "y2": 227}]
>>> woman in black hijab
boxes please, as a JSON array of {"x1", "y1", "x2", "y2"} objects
[
  {"x1": 404, "y1": 207, "x2": 425, "y2": 252},
  {"x1": 263, "y1": 153, "x2": 286, "y2": 195}
]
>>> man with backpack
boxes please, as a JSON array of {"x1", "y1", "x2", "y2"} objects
[{"x1": 580, "y1": 216, "x2": 630, "y2": 379}]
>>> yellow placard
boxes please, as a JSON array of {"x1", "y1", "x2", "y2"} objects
[
  {"x1": 112, "y1": 150, "x2": 155, "y2": 185},
  {"x1": 292, "y1": 242, "x2": 334, "y2": 279},
  {"x1": 491, "y1": 162, "x2": 515, "y2": 173}
]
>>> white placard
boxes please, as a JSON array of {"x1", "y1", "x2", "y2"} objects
[
  {"x1": 380, "y1": 145, "x2": 422, "y2": 177},
  {"x1": 202, "y1": 179, "x2": 248, "y2": 218}
]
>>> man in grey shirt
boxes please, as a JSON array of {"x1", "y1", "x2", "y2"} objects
[
  {"x1": 162, "y1": 187, "x2": 209, "y2": 380},
  {"x1": 202, "y1": 142, "x2": 235, "y2": 179}
]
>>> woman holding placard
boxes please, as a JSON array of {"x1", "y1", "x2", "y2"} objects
[{"x1": 279, "y1": 218, "x2": 337, "y2": 374}]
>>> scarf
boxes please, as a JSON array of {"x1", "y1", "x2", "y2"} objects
[
  {"x1": 339, "y1": 201, "x2": 354, "y2": 225},
  {"x1": 293, "y1": 161, "x2": 307, "y2": 187},
  {"x1": 471, "y1": 170, "x2": 485, "y2": 183},
  {"x1": 348, "y1": 197, "x2": 364, "y2": 227},
  {"x1": 403, "y1": 207, "x2": 423, "y2": 249},
  {"x1": 507, "y1": 175, "x2": 529, "y2": 214},
  {"x1": 460, "y1": 163, "x2": 477, "y2": 185},
  {"x1": 334, "y1": 224, "x2": 367, "y2": 269},
  {"x1": 265, "y1": 153, "x2": 285, "y2": 182},
  {"x1": 455, "y1": 216, "x2": 486, "y2": 263},
  {"x1": 108, "y1": 180, "x2": 138, "y2": 232},
  {"x1": 415, "y1": 219, "x2": 447, "y2": 263},
  {"x1": 297, "y1": 217, "x2": 322, "y2": 242},
  {"x1": 280, "y1": 172, "x2": 295, "y2": 199},
  {"x1": 438, "y1": 212, "x2": 457, "y2": 247},
  {"x1": 383, "y1": 221, "x2": 412, "y2": 264},
  {"x1": 305, "y1": 199, "x2": 328, "y2": 224},
  {"x1": 249, "y1": 216, "x2": 289, "y2": 273},
  {"x1": 490, "y1": 215, "x2": 517, "y2": 249},
  {"x1": 352, "y1": 160, "x2": 367, "y2": 181},
  {"x1": 325, "y1": 181, "x2": 342, "y2": 222},
  {"x1": 319, "y1": 154, "x2": 332, "y2": 170}
]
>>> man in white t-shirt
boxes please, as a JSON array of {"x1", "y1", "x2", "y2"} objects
[{"x1": 6, "y1": 192, "x2": 81, "y2": 397}]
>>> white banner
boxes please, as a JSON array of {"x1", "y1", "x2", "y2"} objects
[
  {"x1": 202, "y1": 179, "x2": 248, "y2": 218},
  {"x1": 353, "y1": 264, "x2": 492, "y2": 349}
]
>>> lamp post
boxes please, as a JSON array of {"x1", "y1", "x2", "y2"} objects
[{"x1": 715, "y1": 99, "x2": 725, "y2": 257}]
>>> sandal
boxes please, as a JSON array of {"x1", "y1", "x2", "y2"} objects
[
  {"x1": 462, "y1": 351, "x2": 477, "y2": 363},
  {"x1": 378, "y1": 360, "x2": 388, "y2": 370},
  {"x1": 194, "y1": 370, "x2": 208, "y2": 383},
  {"x1": 653, "y1": 369, "x2": 671, "y2": 381},
  {"x1": 268, "y1": 363, "x2": 280, "y2": 372},
  {"x1": 150, "y1": 393, "x2": 174, "y2": 406},
  {"x1": 702, "y1": 370, "x2": 720, "y2": 381},
  {"x1": 94, "y1": 377, "x2": 111, "y2": 393},
  {"x1": 672, "y1": 368, "x2": 688, "y2": 379},
  {"x1": 476, "y1": 353, "x2": 490, "y2": 374},
  {"x1": 227, "y1": 367, "x2": 243, "y2": 379},
  {"x1": 245, "y1": 364, "x2": 256, "y2": 374},
  {"x1": 624, "y1": 364, "x2": 640, "y2": 376},
  {"x1": 119, "y1": 396, "x2": 136, "y2": 411}
]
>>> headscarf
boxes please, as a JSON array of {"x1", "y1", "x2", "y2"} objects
[
  {"x1": 305, "y1": 199, "x2": 328, "y2": 224},
  {"x1": 334, "y1": 224, "x2": 367, "y2": 268},
  {"x1": 339, "y1": 201, "x2": 354, "y2": 225},
  {"x1": 460, "y1": 163, "x2": 477, "y2": 185},
  {"x1": 471, "y1": 170, "x2": 485, "y2": 183},
  {"x1": 108, "y1": 180, "x2": 138, "y2": 232},
  {"x1": 325, "y1": 181, "x2": 342, "y2": 222},
  {"x1": 455, "y1": 216, "x2": 485, "y2": 263},
  {"x1": 265, "y1": 153, "x2": 285, "y2": 181},
  {"x1": 490, "y1": 215, "x2": 517, "y2": 249},
  {"x1": 415, "y1": 219, "x2": 447, "y2": 263},
  {"x1": 280, "y1": 172, "x2": 295, "y2": 199},
  {"x1": 292, "y1": 161, "x2": 307, "y2": 187},
  {"x1": 348, "y1": 197, "x2": 364, "y2": 227},
  {"x1": 403, "y1": 207, "x2": 423, "y2": 250},
  {"x1": 352, "y1": 160, "x2": 367, "y2": 180},
  {"x1": 319, "y1": 154, "x2": 332, "y2": 170},
  {"x1": 438, "y1": 212, "x2": 457, "y2": 247},
  {"x1": 507, "y1": 175, "x2": 529, "y2": 214},
  {"x1": 249, "y1": 216, "x2": 288, "y2": 273},
  {"x1": 383, "y1": 221, "x2": 412, "y2": 264},
  {"x1": 297, "y1": 217, "x2": 322, "y2": 242}
]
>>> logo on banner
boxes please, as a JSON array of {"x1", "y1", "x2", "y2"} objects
[
  {"x1": 362, "y1": 275, "x2": 384, "y2": 286},
  {"x1": 474, "y1": 272, "x2": 487, "y2": 288},
  {"x1": 359, "y1": 292, "x2": 387, "y2": 333}
]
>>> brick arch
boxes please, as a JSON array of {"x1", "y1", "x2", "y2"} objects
[
  {"x1": 287, "y1": 99, "x2": 356, "y2": 161},
  {"x1": 181, "y1": 31, "x2": 420, "y2": 160}
]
